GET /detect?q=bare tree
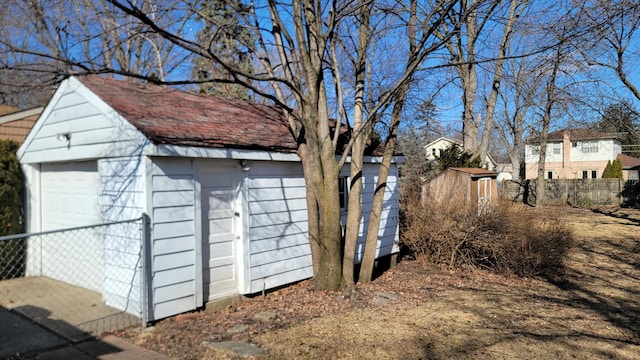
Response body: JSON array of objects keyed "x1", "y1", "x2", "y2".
[
  {"x1": 477, "y1": 0, "x2": 529, "y2": 164},
  {"x1": 535, "y1": 41, "x2": 563, "y2": 208},
  {"x1": 578, "y1": 0, "x2": 640, "y2": 102},
  {"x1": 433, "y1": 0, "x2": 506, "y2": 153},
  {"x1": 104, "y1": 0, "x2": 470, "y2": 289},
  {"x1": 0, "y1": 0, "x2": 189, "y2": 91},
  {"x1": 0, "y1": 0, "x2": 511, "y2": 289},
  {"x1": 494, "y1": 51, "x2": 540, "y2": 180}
]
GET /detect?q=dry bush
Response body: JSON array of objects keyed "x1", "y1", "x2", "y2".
[
  {"x1": 473, "y1": 203, "x2": 575, "y2": 277},
  {"x1": 400, "y1": 197, "x2": 575, "y2": 278},
  {"x1": 400, "y1": 197, "x2": 478, "y2": 267}
]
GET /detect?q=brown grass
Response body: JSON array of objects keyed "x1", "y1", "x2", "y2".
[
  {"x1": 122, "y1": 206, "x2": 640, "y2": 359},
  {"x1": 402, "y1": 200, "x2": 575, "y2": 278}
]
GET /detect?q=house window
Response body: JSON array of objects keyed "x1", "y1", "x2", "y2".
[
  {"x1": 582, "y1": 171, "x2": 588, "y2": 179},
  {"x1": 629, "y1": 170, "x2": 639, "y2": 181},
  {"x1": 339, "y1": 177, "x2": 348, "y2": 211},
  {"x1": 431, "y1": 148, "x2": 436, "y2": 157},
  {"x1": 553, "y1": 143, "x2": 561, "y2": 155},
  {"x1": 530, "y1": 146, "x2": 540, "y2": 155},
  {"x1": 547, "y1": 171, "x2": 554, "y2": 179},
  {"x1": 592, "y1": 170, "x2": 597, "y2": 179},
  {"x1": 582, "y1": 170, "x2": 597, "y2": 179},
  {"x1": 581, "y1": 140, "x2": 598, "y2": 153}
]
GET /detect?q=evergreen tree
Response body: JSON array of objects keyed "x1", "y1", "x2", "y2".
[
  {"x1": 597, "y1": 101, "x2": 640, "y2": 156},
  {"x1": 436, "y1": 143, "x2": 482, "y2": 171},
  {"x1": 192, "y1": 0, "x2": 255, "y2": 100},
  {"x1": 612, "y1": 158, "x2": 624, "y2": 179},
  {"x1": 398, "y1": 125, "x2": 428, "y2": 196},
  {"x1": 602, "y1": 160, "x2": 613, "y2": 178},
  {"x1": 0, "y1": 140, "x2": 24, "y2": 279},
  {"x1": 0, "y1": 140, "x2": 22, "y2": 236}
]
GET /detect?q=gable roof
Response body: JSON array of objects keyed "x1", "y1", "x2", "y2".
[
  {"x1": 423, "y1": 136, "x2": 497, "y2": 167},
  {"x1": 449, "y1": 167, "x2": 497, "y2": 178},
  {"x1": 76, "y1": 75, "x2": 298, "y2": 153},
  {"x1": 534, "y1": 128, "x2": 618, "y2": 143},
  {"x1": 424, "y1": 137, "x2": 459, "y2": 148},
  {"x1": 617, "y1": 153, "x2": 640, "y2": 170}
]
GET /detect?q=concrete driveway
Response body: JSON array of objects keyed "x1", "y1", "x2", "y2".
[
  {"x1": 0, "y1": 277, "x2": 165, "y2": 359},
  {"x1": 0, "y1": 307, "x2": 67, "y2": 358}
]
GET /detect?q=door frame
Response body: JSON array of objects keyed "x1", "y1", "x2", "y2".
[{"x1": 194, "y1": 159, "x2": 245, "y2": 305}]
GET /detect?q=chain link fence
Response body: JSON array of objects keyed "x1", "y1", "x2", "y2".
[{"x1": 0, "y1": 215, "x2": 149, "y2": 339}]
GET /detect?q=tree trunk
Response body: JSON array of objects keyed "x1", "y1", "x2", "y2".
[
  {"x1": 342, "y1": 0, "x2": 370, "y2": 286},
  {"x1": 536, "y1": 32, "x2": 563, "y2": 208},
  {"x1": 360, "y1": 0, "x2": 418, "y2": 282},
  {"x1": 311, "y1": 87, "x2": 344, "y2": 290},
  {"x1": 298, "y1": 144, "x2": 321, "y2": 276},
  {"x1": 462, "y1": 2, "x2": 478, "y2": 153},
  {"x1": 535, "y1": 132, "x2": 549, "y2": 208},
  {"x1": 359, "y1": 125, "x2": 399, "y2": 282},
  {"x1": 478, "y1": 0, "x2": 524, "y2": 163}
]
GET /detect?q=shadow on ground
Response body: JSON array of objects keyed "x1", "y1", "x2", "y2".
[{"x1": 0, "y1": 305, "x2": 121, "y2": 359}]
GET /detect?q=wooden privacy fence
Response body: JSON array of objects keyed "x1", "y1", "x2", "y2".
[{"x1": 500, "y1": 179, "x2": 640, "y2": 207}]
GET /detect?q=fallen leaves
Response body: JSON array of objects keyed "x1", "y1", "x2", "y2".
[{"x1": 116, "y1": 206, "x2": 640, "y2": 360}]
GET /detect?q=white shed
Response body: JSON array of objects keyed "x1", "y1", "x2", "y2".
[{"x1": 18, "y1": 75, "x2": 401, "y2": 321}]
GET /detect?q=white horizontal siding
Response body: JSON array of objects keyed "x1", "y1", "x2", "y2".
[
  {"x1": 250, "y1": 233, "x2": 309, "y2": 253},
  {"x1": 149, "y1": 158, "x2": 198, "y2": 320},
  {"x1": 246, "y1": 161, "x2": 400, "y2": 293},
  {"x1": 352, "y1": 163, "x2": 400, "y2": 263},
  {"x1": 19, "y1": 77, "x2": 149, "y2": 164},
  {"x1": 100, "y1": 157, "x2": 147, "y2": 316},
  {"x1": 247, "y1": 161, "x2": 312, "y2": 293}
]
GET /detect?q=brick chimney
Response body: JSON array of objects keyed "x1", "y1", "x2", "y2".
[{"x1": 563, "y1": 130, "x2": 570, "y2": 168}]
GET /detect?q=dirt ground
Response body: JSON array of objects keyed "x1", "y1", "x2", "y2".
[{"x1": 121, "y1": 206, "x2": 640, "y2": 359}]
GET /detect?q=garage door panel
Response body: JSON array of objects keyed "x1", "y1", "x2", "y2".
[
  {"x1": 39, "y1": 161, "x2": 103, "y2": 292},
  {"x1": 41, "y1": 161, "x2": 100, "y2": 230}
]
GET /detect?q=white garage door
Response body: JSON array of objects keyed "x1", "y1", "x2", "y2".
[
  {"x1": 41, "y1": 161, "x2": 101, "y2": 230},
  {"x1": 39, "y1": 161, "x2": 103, "y2": 292}
]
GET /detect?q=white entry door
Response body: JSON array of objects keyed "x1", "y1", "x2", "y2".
[
  {"x1": 199, "y1": 162, "x2": 239, "y2": 301},
  {"x1": 477, "y1": 177, "x2": 492, "y2": 215}
]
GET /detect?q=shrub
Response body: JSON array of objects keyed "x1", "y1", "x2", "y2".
[
  {"x1": 574, "y1": 197, "x2": 594, "y2": 208},
  {"x1": 0, "y1": 139, "x2": 24, "y2": 279},
  {"x1": 474, "y1": 204, "x2": 575, "y2": 277},
  {"x1": 602, "y1": 160, "x2": 613, "y2": 178},
  {"x1": 603, "y1": 159, "x2": 623, "y2": 179},
  {"x1": 400, "y1": 198, "x2": 575, "y2": 278},
  {"x1": 612, "y1": 158, "x2": 623, "y2": 179}
]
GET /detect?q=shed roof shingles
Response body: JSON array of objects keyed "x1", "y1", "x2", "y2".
[
  {"x1": 450, "y1": 167, "x2": 497, "y2": 177},
  {"x1": 617, "y1": 153, "x2": 640, "y2": 169},
  {"x1": 77, "y1": 76, "x2": 297, "y2": 152}
]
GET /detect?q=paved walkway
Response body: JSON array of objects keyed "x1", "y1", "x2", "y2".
[
  {"x1": 0, "y1": 277, "x2": 166, "y2": 359},
  {"x1": 0, "y1": 277, "x2": 139, "y2": 342},
  {"x1": 32, "y1": 335, "x2": 169, "y2": 360},
  {"x1": 0, "y1": 307, "x2": 168, "y2": 359}
]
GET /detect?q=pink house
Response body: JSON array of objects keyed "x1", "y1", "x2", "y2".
[{"x1": 524, "y1": 128, "x2": 621, "y2": 180}]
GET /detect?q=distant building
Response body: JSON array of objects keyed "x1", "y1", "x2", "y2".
[
  {"x1": 424, "y1": 137, "x2": 497, "y2": 170},
  {"x1": 525, "y1": 128, "x2": 621, "y2": 180},
  {"x1": 0, "y1": 105, "x2": 43, "y2": 144},
  {"x1": 618, "y1": 153, "x2": 640, "y2": 181}
]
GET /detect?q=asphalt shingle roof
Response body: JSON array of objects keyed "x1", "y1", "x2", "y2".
[
  {"x1": 617, "y1": 153, "x2": 640, "y2": 169},
  {"x1": 449, "y1": 167, "x2": 497, "y2": 177},
  {"x1": 76, "y1": 75, "x2": 298, "y2": 153},
  {"x1": 546, "y1": 128, "x2": 617, "y2": 141}
]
